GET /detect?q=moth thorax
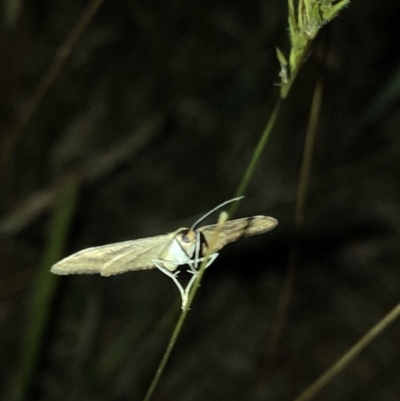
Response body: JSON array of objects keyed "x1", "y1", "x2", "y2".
[{"x1": 158, "y1": 229, "x2": 194, "y2": 271}]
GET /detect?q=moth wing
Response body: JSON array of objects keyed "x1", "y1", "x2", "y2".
[
  {"x1": 199, "y1": 215, "x2": 278, "y2": 252},
  {"x1": 50, "y1": 233, "x2": 174, "y2": 277},
  {"x1": 101, "y1": 234, "x2": 175, "y2": 276}
]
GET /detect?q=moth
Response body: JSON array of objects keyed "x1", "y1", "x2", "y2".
[{"x1": 51, "y1": 197, "x2": 278, "y2": 308}]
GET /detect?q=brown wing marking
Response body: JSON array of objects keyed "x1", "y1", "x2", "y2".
[{"x1": 199, "y1": 215, "x2": 278, "y2": 252}]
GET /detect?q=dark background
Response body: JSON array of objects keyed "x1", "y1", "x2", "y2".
[{"x1": 1, "y1": 0, "x2": 400, "y2": 400}]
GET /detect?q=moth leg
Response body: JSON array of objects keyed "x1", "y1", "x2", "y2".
[
  {"x1": 153, "y1": 261, "x2": 186, "y2": 308},
  {"x1": 153, "y1": 251, "x2": 219, "y2": 309},
  {"x1": 194, "y1": 230, "x2": 201, "y2": 269},
  {"x1": 182, "y1": 253, "x2": 219, "y2": 308},
  {"x1": 186, "y1": 252, "x2": 219, "y2": 274},
  {"x1": 181, "y1": 272, "x2": 198, "y2": 309},
  {"x1": 204, "y1": 252, "x2": 219, "y2": 268},
  {"x1": 187, "y1": 231, "x2": 202, "y2": 273}
]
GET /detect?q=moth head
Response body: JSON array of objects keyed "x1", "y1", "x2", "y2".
[
  {"x1": 172, "y1": 197, "x2": 244, "y2": 260},
  {"x1": 174, "y1": 228, "x2": 210, "y2": 260},
  {"x1": 175, "y1": 228, "x2": 198, "y2": 256},
  {"x1": 178, "y1": 229, "x2": 196, "y2": 243}
]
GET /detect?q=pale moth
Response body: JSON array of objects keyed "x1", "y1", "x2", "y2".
[{"x1": 51, "y1": 197, "x2": 278, "y2": 308}]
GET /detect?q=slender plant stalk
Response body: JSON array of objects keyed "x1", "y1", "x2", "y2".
[
  {"x1": 230, "y1": 0, "x2": 349, "y2": 214},
  {"x1": 294, "y1": 301, "x2": 400, "y2": 401},
  {"x1": 1, "y1": 0, "x2": 104, "y2": 169},
  {"x1": 266, "y1": 77, "x2": 324, "y2": 359},
  {"x1": 9, "y1": 178, "x2": 79, "y2": 401},
  {"x1": 143, "y1": 212, "x2": 228, "y2": 401},
  {"x1": 294, "y1": 80, "x2": 324, "y2": 226},
  {"x1": 142, "y1": 1, "x2": 349, "y2": 398},
  {"x1": 5, "y1": 3, "x2": 103, "y2": 398}
]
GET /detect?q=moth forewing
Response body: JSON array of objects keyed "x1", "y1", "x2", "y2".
[
  {"x1": 50, "y1": 231, "x2": 184, "y2": 276},
  {"x1": 100, "y1": 234, "x2": 175, "y2": 276},
  {"x1": 199, "y1": 215, "x2": 278, "y2": 252},
  {"x1": 50, "y1": 240, "x2": 140, "y2": 276}
]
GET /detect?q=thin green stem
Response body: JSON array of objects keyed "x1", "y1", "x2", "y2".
[
  {"x1": 9, "y1": 178, "x2": 79, "y2": 401},
  {"x1": 266, "y1": 71, "x2": 324, "y2": 362},
  {"x1": 143, "y1": 3, "x2": 349, "y2": 398},
  {"x1": 143, "y1": 212, "x2": 227, "y2": 401},
  {"x1": 142, "y1": 306, "x2": 189, "y2": 401},
  {"x1": 295, "y1": 78, "x2": 324, "y2": 224}
]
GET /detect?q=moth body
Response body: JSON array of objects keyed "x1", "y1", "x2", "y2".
[
  {"x1": 51, "y1": 216, "x2": 278, "y2": 276},
  {"x1": 50, "y1": 196, "x2": 278, "y2": 308},
  {"x1": 156, "y1": 228, "x2": 197, "y2": 271}
]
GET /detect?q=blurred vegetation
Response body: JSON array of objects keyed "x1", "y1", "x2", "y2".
[{"x1": 1, "y1": 0, "x2": 400, "y2": 400}]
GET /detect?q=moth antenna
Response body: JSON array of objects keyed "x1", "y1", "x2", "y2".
[{"x1": 190, "y1": 196, "x2": 244, "y2": 231}]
